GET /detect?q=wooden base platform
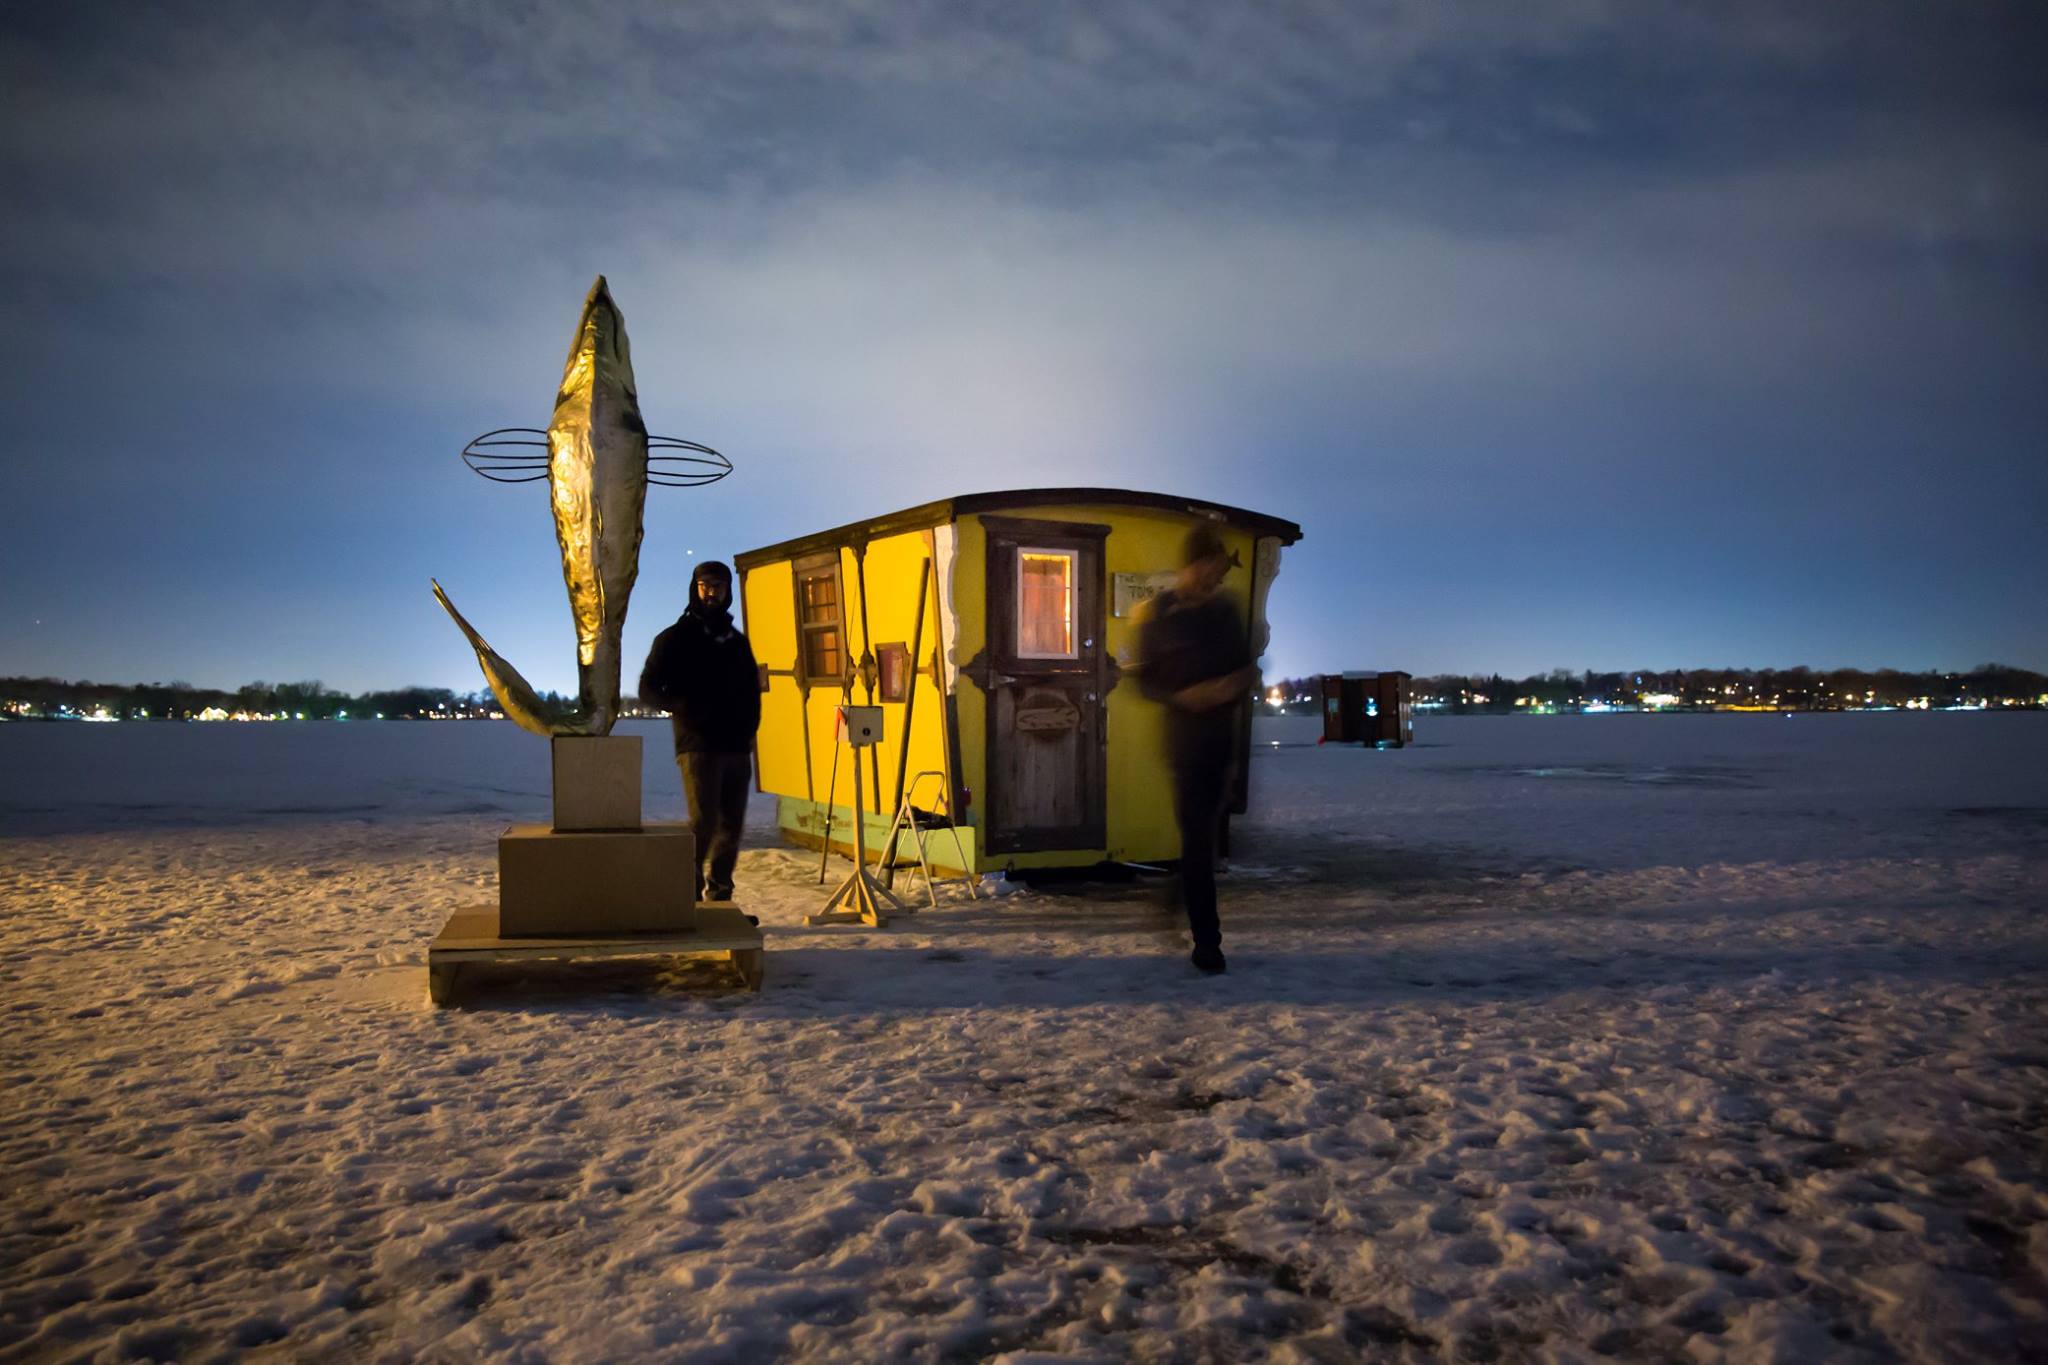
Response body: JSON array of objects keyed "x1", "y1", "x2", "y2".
[{"x1": 427, "y1": 904, "x2": 764, "y2": 1005}]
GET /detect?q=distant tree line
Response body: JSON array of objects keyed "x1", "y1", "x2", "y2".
[
  {"x1": 8, "y1": 663, "x2": 2046, "y2": 722},
  {"x1": 1267, "y1": 664, "x2": 2048, "y2": 714},
  {"x1": 0, "y1": 677, "x2": 668, "y2": 722}
]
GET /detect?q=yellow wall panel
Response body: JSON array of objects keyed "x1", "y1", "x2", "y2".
[
  {"x1": 740, "y1": 557, "x2": 796, "y2": 671},
  {"x1": 738, "y1": 559, "x2": 807, "y2": 798},
  {"x1": 947, "y1": 515, "x2": 988, "y2": 830}
]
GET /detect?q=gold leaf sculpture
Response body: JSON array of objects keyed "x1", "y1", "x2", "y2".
[{"x1": 434, "y1": 276, "x2": 731, "y2": 736}]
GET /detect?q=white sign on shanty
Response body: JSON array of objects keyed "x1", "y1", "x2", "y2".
[{"x1": 1112, "y1": 571, "x2": 1177, "y2": 618}]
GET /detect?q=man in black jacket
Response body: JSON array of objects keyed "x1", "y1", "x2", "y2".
[
  {"x1": 638, "y1": 560, "x2": 762, "y2": 903},
  {"x1": 1134, "y1": 526, "x2": 1258, "y2": 975}
]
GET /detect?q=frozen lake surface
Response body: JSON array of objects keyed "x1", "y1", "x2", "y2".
[{"x1": 3, "y1": 714, "x2": 2045, "y2": 1361}]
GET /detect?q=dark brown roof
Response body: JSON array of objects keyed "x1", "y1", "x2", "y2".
[{"x1": 734, "y1": 487, "x2": 1303, "y2": 569}]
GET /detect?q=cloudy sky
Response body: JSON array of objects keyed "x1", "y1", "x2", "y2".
[{"x1": 3, "y1": 2, "x2": 2042, "y2": 692}]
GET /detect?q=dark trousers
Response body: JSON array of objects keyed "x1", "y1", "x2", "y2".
[
  {"x1": 1173, "y1": 759, "x2": 1231, "y2": 952},
  {"x1": 678, "y1": 752, "x2": 751, "y2": 901}
]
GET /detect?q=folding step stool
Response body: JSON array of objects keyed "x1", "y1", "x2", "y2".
[{"x1": 880, "y1": 771, "x2": 981, "y2": 907}]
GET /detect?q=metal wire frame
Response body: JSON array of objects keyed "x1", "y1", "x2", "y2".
[
  {"x1": 459, "y1": 428, "x2": 734, "y2": 486},
  {"x1": 648, "y1": 435, "x2": 734, "y2": 487},
  {"x1": 460, "y1": 428, "x2": 549, "y2": 482}
]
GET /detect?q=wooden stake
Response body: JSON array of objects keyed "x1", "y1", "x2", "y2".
[
  {"x1": 852, "y1": 544, "x2": 882, "y2": 815},
  {"x1": 922, "y1": 538, "x2": 967, "y2": 868},
  {"x1": 883, "y1": 555, "x2": 931, "y2": 889},
  {"x1": 816, "y1": 724, "x2": 841, "y2": 885},
  {"x1": 807, "y1": 741, "x2": 904, "y2": 926}
]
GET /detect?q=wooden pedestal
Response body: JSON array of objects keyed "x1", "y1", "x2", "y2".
[
  {"x1": 423, "y1": 737, "x2": 767, "y2": 1003},
  {"x1": 498, "y1": 822, "x2": 695, "y2": 936},
  {"x1": 428, "y1": 904, "x2": 765, "y2": 1004},
  {"x1": 551, "y1": 734, "x2": 643, "y2": 831}
]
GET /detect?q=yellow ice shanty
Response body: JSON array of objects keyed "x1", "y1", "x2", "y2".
[{"x1": 735, "y1": 489, "x2": 1302, "y2": 875}]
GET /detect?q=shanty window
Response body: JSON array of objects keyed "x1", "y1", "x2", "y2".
[
  {"x1": 795, "y1": 554, "x2": 846, "y2": 683},
  {"x1": 1017, "y1": 549, "x2": 1077, "y2": 659}
]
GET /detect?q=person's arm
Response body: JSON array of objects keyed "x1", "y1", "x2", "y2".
[
  {"x1": 638, "y1": 626, "x2": 689, "y2": 713},
  {"x1": 1165, "y1": 598, "x2": 1256, "y2": 713},
  {"x1": 1131, "y1": 598, "x2": 1175, "y2": 704},
  {"x1": 738, "y1": 635, "x2": 762, "y2": 736},
  {"x1": 1170, "y1": 665, "x2": 1259, "y2": 714}
]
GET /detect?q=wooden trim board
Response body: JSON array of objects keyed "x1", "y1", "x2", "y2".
[
  {"x1": 428, "y1": 905, "x2": 765, "y2": 1001},
  {"x1": 734, "y1": 488, "x2": 1301, "y2": 569},
  {"x1": 430, "y1": 905, "x2": 762, "y2": 957}
]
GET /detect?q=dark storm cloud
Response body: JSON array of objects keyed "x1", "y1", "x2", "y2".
[{"x1": 1, "y1": 2, "x2": 2042, "y2": 687}]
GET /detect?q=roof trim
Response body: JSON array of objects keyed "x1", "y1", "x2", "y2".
[{"x1": 734, "y1": 487, "x2": 1303, "y2": 569}]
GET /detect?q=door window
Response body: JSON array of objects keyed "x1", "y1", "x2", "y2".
[{"x1": 1016, "y1": 549, "x2": 1077, "y2": 659}]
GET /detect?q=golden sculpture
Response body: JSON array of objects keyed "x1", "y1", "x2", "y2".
[{"x1": 434, "y1": 276, "x2": 730, "y2": 736}]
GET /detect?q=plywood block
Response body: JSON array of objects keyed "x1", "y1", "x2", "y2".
[
  {"x1": 552, "y1": 734, "x2": 643, "y2": 831},
  {"x1": 498, "y1": 822, "x2": 694, "y2": 936}
]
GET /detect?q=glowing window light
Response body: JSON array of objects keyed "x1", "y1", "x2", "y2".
[{"x1": 1016, "y1": 549, "x2": 1077, "y2": 658}]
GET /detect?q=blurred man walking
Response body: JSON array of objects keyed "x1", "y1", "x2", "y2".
[{"x1": 1134, "y1": 526, "x2": 1258, "y2": 974}]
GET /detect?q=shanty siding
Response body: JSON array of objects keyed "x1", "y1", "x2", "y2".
[
  {"x1": 851, "y1": 526, "x2": 953, "y2": 828},
  {"x1": 743, "y1": 524, "x2": 964, "y2": 872},
  {"x1": 742, "y1": 556, "x2": 806, "y2": 799}
]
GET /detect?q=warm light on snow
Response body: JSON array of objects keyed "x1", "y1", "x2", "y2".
[{"x1": 2, "y1": 713, "x2": 2044, "y2": 1358}]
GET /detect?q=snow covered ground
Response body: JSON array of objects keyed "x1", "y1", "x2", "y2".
[{"x1": 3, "y1": 713, "x2": 2045, "y2": 1362}]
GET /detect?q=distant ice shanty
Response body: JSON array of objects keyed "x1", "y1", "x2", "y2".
[
  {"x1": 1319, "y1": 672, "x2": 1415, "y2": 748},
  {"x1": 736, "y1": 489, "x2": 1304, "y2": 875}
]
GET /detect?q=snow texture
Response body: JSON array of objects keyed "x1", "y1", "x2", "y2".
[{"x1": 2, "y1": 714, "x2": 2045, "y2": 1362}]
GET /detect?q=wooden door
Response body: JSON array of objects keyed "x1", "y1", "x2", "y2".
[{"x1": 982, "y1": 516, "x2": 1108, "y2": 854}]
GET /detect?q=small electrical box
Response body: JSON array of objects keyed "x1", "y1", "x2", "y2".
[{"x1": 837, "y1": 705, "x2": 884, "y2": 747}]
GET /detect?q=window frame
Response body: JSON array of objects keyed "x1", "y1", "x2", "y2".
[
  {"x1": 792, "y1": 551, "x2": 849, "y2": 686},
  {"x1": 1013, "y1": 546, "x2": 1080, "y2": 661}
]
